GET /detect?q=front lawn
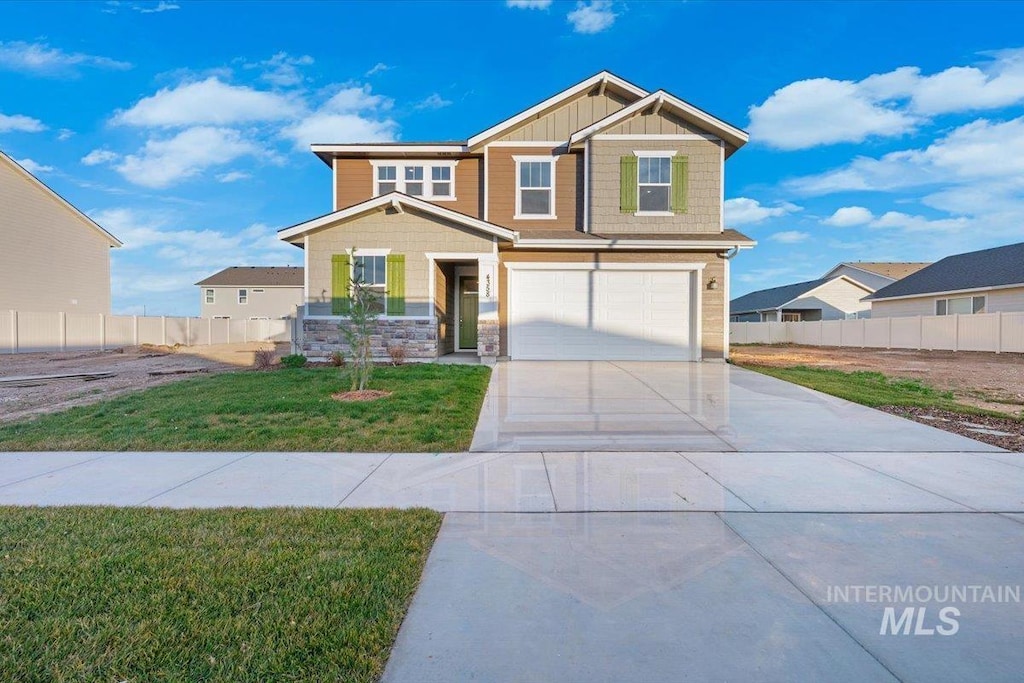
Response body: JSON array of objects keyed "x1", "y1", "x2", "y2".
[
  {"x1": 0, "y1": 364, "x2": 491, "y2": 452},
  {"x1": 0, "y1": 506, "x2": 441, "y2": 683}
]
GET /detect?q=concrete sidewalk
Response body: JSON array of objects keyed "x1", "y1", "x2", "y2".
[{"x1": 0, "y1": 449, "x2": 1020, "y2": 512}]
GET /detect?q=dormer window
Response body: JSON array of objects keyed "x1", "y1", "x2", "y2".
[{"x1": 371, "y1": 161, "x2": 457, "y2": 200}]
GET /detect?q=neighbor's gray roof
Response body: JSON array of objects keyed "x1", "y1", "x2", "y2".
[
  {"x1": 839, "y1": 262, "x2": 931, "y2": 280},
  {"x1": 867, "y1": 242, "x2": 1024, "y2": 300},
  {"x1": 730, "y1": 277, "x2": 835, "y2": 314},
  {"x1": 195, "y1": 266, "x2": 303, "y2": 287}
]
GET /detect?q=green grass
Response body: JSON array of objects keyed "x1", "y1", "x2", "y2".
[
  {"x1": 0, "y1": 365, "x2": 491, "y2": 452},
  {"x1": 0, "y1": 506, "x2": 441, "y2": 683}
]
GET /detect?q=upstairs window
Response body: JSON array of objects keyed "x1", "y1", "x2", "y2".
[
  {"x1": 514, "y1": 156, "x2": 555, "y2": 219},
  {"x1": 238, "y1": 289, "x2": 248, "y2": 305},
  {"x1": 205, "y1": 289, "x2": 215, "y2": 304},
  {"x1": 936, "y1": 295, "x2": 985, "y2": 315},
  {"x1": 638, "y1": 156, "x2": 672, "y2": 212},
  {"x1": 372, "y1": 161, "x2": 456, "y2": 199}
]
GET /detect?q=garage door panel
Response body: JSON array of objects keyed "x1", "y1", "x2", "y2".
[{"x1": 510, "y1": 268, "x2": 693, "y2": 361}]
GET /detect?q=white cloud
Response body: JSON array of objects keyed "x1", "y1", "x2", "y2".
[
  {"x1": 507, "y1": 0, "x2": 553, "y2": 8},
  {"x1": 115, "y1": 126, "x2": 261, "y2": 188},
  {"x1": 0, "y1": 40, "x2": 130, "y2": 76},
  {"x1": 567, "y1": 1, "x2": 616, "y2": 34},
  {"x1": 57, "y1": 128, "x2": 74, "y2": 141},
  {"x1": 82, "y1": 149, "x2": 120, "y2": 166},
  {"x1": 749, "y1": 49, "x2": 1024, "y2": 149},
  {"x1": 245, "y1": 52, "x2": 314, "y2": 87},
  {"x1": 724, "y1": 197, "x2": 802, "y2": 226},
  {"x1": 216, "y1": 170, "x2": 251, "y2": 183},
  {"x1": 869, "y1": 211, "x2": 971, "y2": 234},
  {"x1": 282, "y1": 85, "x2": 397, "y2": 149},
  {"x1": 112, "y1": 77, "x2": 302, "y2": 127},
  {"x1": 16, "y1": 158, "x2": 53, "y2": 174},
  {"x1": 134, "y1": 1, "x2": 179, "y2": 12},
  {"x1": 415, "y1": 93, "x2": 452, "y2": 110},
  {"x1": 0, "y1": 112, "x2": 45, "y2": 133},
  {"x1": 823, "y1": 206, "x2": 874, "y2": 227},
  {"x1": 749, "y1": 78, "x2": 918, "y2": 150},
  {"x1": 770, "y1": 230, "x2": 810, "y2": 244},
  {"x1": 365, "y1": 62, "x2": 391, "y2": 76}
]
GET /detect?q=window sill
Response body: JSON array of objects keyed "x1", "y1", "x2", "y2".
[
  {"x1": 513, "y1": 214, "x2": 558, "y2": 220},
  {"x1": 634, "y1": 211, "x2": 675, "y2": 217}
]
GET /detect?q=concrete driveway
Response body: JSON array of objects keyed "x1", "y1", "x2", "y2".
[{"x1": 470, "y1": 360, "x2": 997, "y2": 452}]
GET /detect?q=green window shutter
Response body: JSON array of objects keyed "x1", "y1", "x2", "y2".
[
  {"x1": 386, "y1": 254, "x2": 406, "y2": 316},
  {"x1": 671, "y1": 156, "x2": 689, "y2": 214},
  {"x1": 331, "y1": 254, "x2": 351, "y2": 315},
  {"x1": 619, "y1": 156, "x2": 638, "y2": 213}
]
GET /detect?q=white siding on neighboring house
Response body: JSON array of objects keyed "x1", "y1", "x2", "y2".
[
  {"x1": 786, "y1": 277, "x2": 873, "y2": 319},
  {"x1": 825, "y1": 265, "x2": 894, "y2": 291},
  {"x1": 871, "y1": 286, "x2": 1024, "y2": 318},
  {"x1": 199, "y1": 286, "x2": 303, "y2": 319},
  {"x1": 0, "y1": 154, "x2": 120, "y2": 313}
]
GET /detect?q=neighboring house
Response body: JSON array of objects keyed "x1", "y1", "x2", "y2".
[
  {"x1": 195, "y1": 266, "x2": 304, "y2": 319},
  {"x1": 866, "y1": 242, "x2": 1024, "y2": 317},
  {"x1": 0, "y1": 150, "x2": 121, "y2": 313},
  {"x1": 730, "y1": 261, "x2": 930, "y2": 322},
  {"x1": 729, "y1": 276, "x2": 875, "y2": 322},
  {"x1": 279, "y1": 71, "x2": 754, "y2": 362},
  {"x1": 820, "y1": 261, "x2": 931, "y2": 292}
]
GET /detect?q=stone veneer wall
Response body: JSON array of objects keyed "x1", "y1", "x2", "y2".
[
  {"x1": 478, "y1": 319, "x2": 499, "y2": 358},
  {"x1": 301, "y1": 318, "x2": 437, "y2": 360}
]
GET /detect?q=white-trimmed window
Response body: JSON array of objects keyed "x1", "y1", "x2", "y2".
[
  {"x1": 514, "y1": 155, "x2": 556, "y2": 219},
  {"x1": 353, "y1": 254, "x2": 387, "y2": 313},
  {"x1": 936, "y1": 295, "x2": 985, "y2": 315},
  {"x1": 637, "y1": 153, "x2": 673, "y2": 213},
  {"x1": 238, "y1": 289, "x2": 248, "y2": 305},
  {"x1": 204, "y1": 288, "x2": 215, "y2": 304},
  {"x1": 372, "y1": 161, "x2": 457, "y2": 199}
]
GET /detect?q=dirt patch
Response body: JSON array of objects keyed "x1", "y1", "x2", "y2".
[
  {"x1": 0, "y1": 342, "x2": 288, "y2": 424},
  {"x1": 878, "y1": 406, "x2": 1024, "y2": 453},
  {"x1": 732, "y1": 345, "x2": 1024, "y2": 417},
  {"x1": 331, "y1": 390, "x2": 392, "y2": 402}
]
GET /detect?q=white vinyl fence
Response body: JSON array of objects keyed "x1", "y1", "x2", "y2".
[
  {"x1": 730, "y1": 312, "x2": 1024, "y2": 353},
  {"x1": 1, "y1": 310, "x2": 293, "y2": 354}
]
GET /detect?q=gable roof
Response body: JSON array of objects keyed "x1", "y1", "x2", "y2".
[
  {"x1": 277, "y1": 192, "x2": 518, "y2": 242},
  {"x1": 824, "y1": 261, "x2": 931, "y2": 281},
  {"x1": 0, "y1": 151, "x2": 122, "y2": 248},
  {"x1": 195, "y1": 266, "x2": 303, "y2": 287},
  {"x1": 567, "y1": 90, "x2": 749, "y2": 152},
  {"x1": 466, "y1": 71, "x2": 649, "y2": 149},
  {"x1": 867, "y1": 242, "x2": 1024, "y2": 301},
  {"x1": 730, "y1": 275, "x2": 872, "y2": 314}
]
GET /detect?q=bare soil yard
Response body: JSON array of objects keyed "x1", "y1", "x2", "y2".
[
  {"x1": 732, "y1": 344, "x2": 1024, "y2": 417},
  {"x1": 0, "y1": 343, "x2": 285, "y2": 424}
]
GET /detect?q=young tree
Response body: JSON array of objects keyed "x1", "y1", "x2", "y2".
[{"x1": 339, "y1": 252, "x2": 382, "y2": 391}]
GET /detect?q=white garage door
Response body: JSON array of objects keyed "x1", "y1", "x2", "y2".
[{"x1": 509, "y1": 267, "x2": 694, "y2": 360}]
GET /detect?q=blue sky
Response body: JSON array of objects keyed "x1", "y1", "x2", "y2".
[{"x1": 1, "y1": 0, "x2": 1022, "y2": 314}]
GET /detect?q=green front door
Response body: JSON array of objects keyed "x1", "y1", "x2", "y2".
[{"x1": 459, "y1": 276, "x2": 479, "y2": 349}]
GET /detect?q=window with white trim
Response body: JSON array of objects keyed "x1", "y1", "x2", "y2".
[
  {"x1": 205, "y1": 288, "x2": 215, "y2": 304},
  {"x1": 238, "y1": 289, "x2": 248, "y2": 305},
  {"x1": 353, "y1": 255, "x2": 387, "y2": 313},
  {"x1": 372, "y1": 161, "x2": 456, "y2": 199},
  {"x1": 638, "y1": 156, "x2": 672, "y2": 212},
  {"x1": 514, "y1": 156, "x2": 555, "y2": 219},
  {"x1": 935, "y1": 295, "x2": 985, "y2": 315}
]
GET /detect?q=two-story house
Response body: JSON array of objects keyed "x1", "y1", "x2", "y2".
[
  {"x1": 195, "y1": 266, "x2": 304, "y2": 319},
  {"x1": 279, "y1": 72, "x2": 754, "y2": 362}
]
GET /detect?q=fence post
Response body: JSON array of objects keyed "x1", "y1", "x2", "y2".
[
  {"x1": 162, "y1": 316, "x2": 167, "y2": 346},
  {"x1": 186, "y1": 317, "x2": 191, "y2": 347},
  {"x1": 133, "y1": 316, "x2": 139, "y2": 346},
  {"x1": 919, "y1": 315, "x2": 924, "y2": 350},
  {"x1": 208, "y1": 317, "x2": 213, "y2": 345},
  {"x1": 996, "y1": 311, "x2": 1002, "y2": 354},
  {"x1": 953, "y1": 313, "x2": 959, "y2": 352},
  {"x1": 838, "y1": 320, "x2": 844, "y2": 348},
  {"x1": 59, "y1": 312, "x2": 66, "y2": 351},
  {"x1": 99, "y1": 313, "x2": 106, "y2": 351},
  {"x1": 10, "y1": 310, "x2": 17, "y2": 354}
]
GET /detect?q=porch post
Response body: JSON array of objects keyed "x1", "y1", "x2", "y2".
[{"x1": 476, "y1": 255, "x2": 499, "y2": 365}]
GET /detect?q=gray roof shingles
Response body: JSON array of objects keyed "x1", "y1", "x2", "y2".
[
  {"x1": 867, "y1": 242, "x2": 1024, "y2": 300},
  {"x1": 195, "y1": 266, "x2": 303, "y2": 287}
]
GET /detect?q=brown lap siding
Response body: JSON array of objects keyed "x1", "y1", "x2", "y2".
[{"x1": 497, "y1": 250, "x2": 726, "y2": 359}]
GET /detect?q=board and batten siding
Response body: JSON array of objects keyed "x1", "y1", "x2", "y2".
[
  {"x1": 589, "y1": 138, "x2": 722, "y2": 234},
  {"x1": 0, "y1": 157, "x2": 114, "y2": 313},
  {"x1": 199, "y1": 286, "x2": 304, "y2": 319},
  {"x1": 304, "y1": 208, "x2": 493, "y2": 316},
  {"x1": 486, "y1": 145, "x2": 581, "y2": 231},
  {"x1": 871, "y1": 286, "x2": 1024, "y2": 318},
  {"x1": 497, "y1": 249, "x2": 726, "y2": 359},
  {"x1": 491, "y1": 89, "x2": 631, "y2": 143},
  {"x1": 334, "y1": 157, "x2": 482, "y2": 217}
]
